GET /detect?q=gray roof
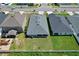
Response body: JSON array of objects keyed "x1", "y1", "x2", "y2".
[
  {"x1": 67, "y1": 15, "x2": 79, "y2": 34},
  {"x1": 58, "y1": 3, "x2": 75, "y2": 7},
  {"x1": 0, "y1": 12, "x2": 7, "y2": 25},
  {"x1": 59, "y1": 3, "x2": 73, "y2": 5},
  {"x1": 27, "y1": 14, "x2": 49, "y2": 35},
  {"x1": 48, "y1": 14, "x2": 73, "y2": 34},
  {"x1": 0, "y1": 12, "x2": 25, "y2": 27}
]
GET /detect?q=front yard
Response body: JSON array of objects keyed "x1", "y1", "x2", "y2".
[{"x1": 53, "y1": 11, "x2": 69, "y2": 16}]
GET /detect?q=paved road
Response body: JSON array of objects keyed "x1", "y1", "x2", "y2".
[
  {"x1": 36, "y1": 6, "x2": 79, "y2": 11},
  {"x1": 0, "y1": 5, "x2": 79, "y2": 12}
]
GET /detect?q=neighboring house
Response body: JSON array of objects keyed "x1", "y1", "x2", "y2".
[
  {"x1": 13, "y1": 3, "x2": 34, "y2": 6},
  {"x1": 26, "y1": 14, "x2": 49, "y2": 38},
  {"x1": 48, "y1": 14, "x2": 73, "y2": 35},
  {"x1": 67, "y1": 15, "x2": 79, "y2": 43},
  {"x1": 11, "y1": 3, "x2": 34, "y2": 8},
  {"x1": 0, "y1": 12, "x2": 26, "y2": 38},
  {"x1": 58, "y1": 3, "x2": 78, "y2": 7}
]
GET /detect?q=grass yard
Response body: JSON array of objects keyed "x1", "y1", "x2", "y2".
[
  {"x1": 10, "y1": 35, "x2": 79, "y2": 50},
  {"x1": 10, "y1": 35, "x2": 53, "y2": 50},
  {"x1": 48, "y1": 4, "x2": 59, "y2": 8},
  {"x1": 9, "y1": 35, "x2": 79, "y2": 56},
  {"x1": 57, "y1": 11, "x2": 69, "y2": 16},
  {"x1": 53, "y1": 11, "x2": 69, "y2": 16},
  {"x1": 51, "y1": 36, "x2": 79, "y2": 50}
]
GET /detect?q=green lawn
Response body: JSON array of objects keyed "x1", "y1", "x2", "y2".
[
  {"x1": 7, "y1": 35, "x2": 79, "y2": 56},
  {"x1": 10, "y1": 35, "x2": 53, "y2": 50},
  {"x1": 48, "y1": 4, "x2": 59, "y2": 8},
  {"x1": 10, "y1": 35, "x2": 79, "y2": 50},
  {"x1": 53, "y1": 11, "x2": 69, "y2": 16},
  {"x1": 51, "y1": 36, "x2": 79, "y2": 50}
]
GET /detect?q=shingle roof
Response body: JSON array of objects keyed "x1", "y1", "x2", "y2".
[
  {"x1": 67, "y1": 15, "x2": 79, "y2": 34},
  {"x1": 0, "y1": 12, "x2": 7, "y2": 25},
  {"x1": 27, "y1": 14, "x2": 49, "y2": 35},
  {"x1": 48, "y1": 14, "x2": 73, "y2": 34},
  {"x1": 0, "y1": 12, "x2": 25, "y2": 27}
]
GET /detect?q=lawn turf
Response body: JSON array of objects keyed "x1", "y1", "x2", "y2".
[
  {"x1": 51, "y1": 36, "x2": 79, "y2": 50},
  {"x1": 10, "y1": 35, "x2": 53, "y2": 50}
]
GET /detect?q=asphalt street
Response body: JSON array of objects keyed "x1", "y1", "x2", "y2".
[{"x1": 0, "y1": 5, "x2": 79, "y2": 12}]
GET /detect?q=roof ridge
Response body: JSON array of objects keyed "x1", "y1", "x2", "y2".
[
  {"x1": 1, "y1": 15, "x2": 21, "y2": 27},
  {"x1": 14, "y1": 15, "x2": 22, "y2": 26}
]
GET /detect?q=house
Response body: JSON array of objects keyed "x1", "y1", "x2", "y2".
[
  {"x1": 11, "y1": 3, "x2": 34, "y2": 8},
  {"x1": 48, "y1": 14, "x2": 73, "y2": 35},
  {"x1": 13, "y1": 3, "x2": 34, "y2": 6},
  {"x1": 26, "y1": 14, "x2": 49, "y2": 38},
  {"x1": 67, "y1": 15, "x2": 79, "y2": 44},
  {"x1": 0, "y1": 12, "x2": 26, "y2": 38},
  {"x1": 58, "y1": 3, "x2": 77, "y2": 7}
]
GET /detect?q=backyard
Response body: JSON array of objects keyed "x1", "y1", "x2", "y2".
[
  {"x1": 10, "y1": 34, "x2": 53, "y2": 50},
  {"x1": 10, "y1": 34, "x2": 79, "y2": 50},
  {"x1": 6, "y1": 35, "x2": 79, "y2": 56},
  {"x1": 51, "y1": 36, "x2": 79, "y2": 50}
]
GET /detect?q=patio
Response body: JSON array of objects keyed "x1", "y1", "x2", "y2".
[{"x1": 0, "y1": 38, "x2": 13, "y2": 50}]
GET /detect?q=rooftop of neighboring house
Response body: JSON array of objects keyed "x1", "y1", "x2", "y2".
[
  {"x1": 67, "y1": 15, "x2": 79, "y2": 34},
  {"x1": 59, "y1": 3, "x2": 73, "y2": 5},
  {"x1": 12, "y1": 3, "x2": 34, "y2": 6},
  {"x1": 27, "y1": 14, "x2": 49, "y2": 35},
  {"x1": 48, "y1": 14, "x2": 73, "y2": 34},
  {"x1": 0, "y1": 12, "x2": 25, "y2": 27}
]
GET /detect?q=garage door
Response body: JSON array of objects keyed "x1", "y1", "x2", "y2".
[{"x1": 0, "y1": 28, "x2": 2, "y2": 36}]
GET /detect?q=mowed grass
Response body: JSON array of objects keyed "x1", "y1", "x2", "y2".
[
  {"x1": 51, "y1": 36, "x2": 79, "y2": 50},
  {"x1": 10, "y1": 35, "x2": 79, "y2": 50},
  {"x1": 53, "y1": 11, "x2": 69, "y2": 16},
  {"x1": 10, "y1": 35, "x2": 53, "y2": 50},
  {"x1": 9, "y1": 35, "x2": 79, "y2": 56},
  {"x1": 24, "y1": 37, "x2": 53, "y2": 50}
]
